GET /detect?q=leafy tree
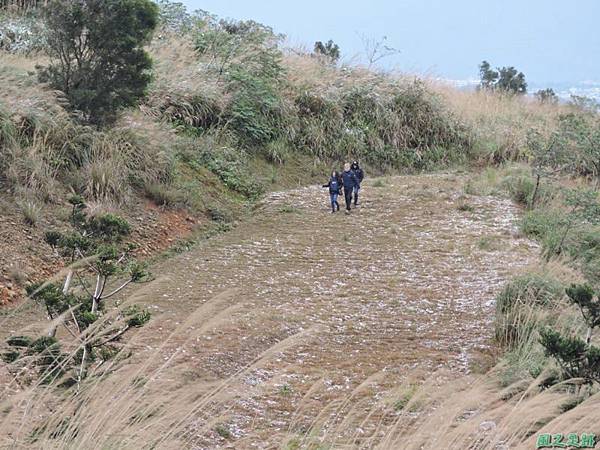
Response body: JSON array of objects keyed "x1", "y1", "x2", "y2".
[
  {"x1": 478, "y1": 60, "x2": 527, "y2": 94},
  {"x1": 540, "y1": 284, "x2": 600, "y2": 385},
  {"x1": 194, "y1": 14, "x2": 282, "y2": 79},
  {"x1": 314, "y1": 39, "x2": 340, "y2": 63},
  {"x1": 496, "y1": 66, "x2": 527, "y2": 94},
  {"x1": 554, "y1": 113, "x2": 600, "y2": 185},
  {"x1": 1, "y1": 195, "x2": 151, "y2": 386},
  {"x1": 478, "y1": 60, "x2": 498, "y2": 89},
  {"x1": 155, "y1": 0, "x2": 196, "y2": 33},
  {"x1": 37, "y1": 0, "x2": 159, "y2": 126},
  {"x1": 552, "y1": 189, "x2": 600, "y2": 257},
  {"x1": 535, "y1": 88, "x2": 558, "y2": 104},
  {"x1": 566, "y1": 284, "x2": 600, "y2": 344},
  {"x1": 526, "y1": 126, "x2": 572, "y2": 209},
  {"x1": 193, "y1": 15, "x2": 286, "y2": 147}
]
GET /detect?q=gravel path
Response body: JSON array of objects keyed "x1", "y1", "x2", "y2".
[{"x1": 124, "y1": 173, "x2": 538, "y2": 448}]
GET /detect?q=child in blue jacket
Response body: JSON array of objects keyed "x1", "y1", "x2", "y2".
[{"x1": 322, "y1": 170, "x2": 342, "y2": 213}]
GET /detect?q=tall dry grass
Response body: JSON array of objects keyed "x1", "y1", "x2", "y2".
[
  {"x1": 0, "y1": 50, "x2": 176, "y2": 207},
  {"x1": 0, "y1": 281, "x2": 327, "y2": 449},
  {"x1": 430, "y1": 81, "x2": 572, "y2": 164}
]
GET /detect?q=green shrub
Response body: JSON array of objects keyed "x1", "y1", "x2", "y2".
[
  {"x1": 38, "y1": 0, "x2": 159, "y2": 126},
  {"x1": 496, "y1": 274, "x2": 563, "y2": 314},
  {"x1": 196, "y1": 146, "x2": 265, "y2": 199},
  {"x1": 574, "y1": 229, "x2": 600, "y2": 284},
  {"x1": 207, "y1": 205, "x2": 232, "y2": 223},
  {"x1": 503, "y1": 175, "x2": 535, "y2": 206},
  {"x1": 19, "y1": 200, "x2": 41, "y2": 226},
  {"x1": 495, "y1": 273, "x2": 563, "y2": 349},
  {"x1": 2, "y1": 196, "x2": 151, "y2": 385},
  {"x1": 263, "y1": 139, "x2": 289, "y2": 165},
  {"x1": 539, "y1": 283, "x2": 600, "y2": 386},
  {"x1": 226, "y1": 64, "x2": 285, "y2": 147},
  {"x1": 215, "y1": 424, "x2": 231, "y2": 439},
  {"x1": 143, "y1": 182, "x2": 181, "y2": 207},
  {"x1": 520, "y1": 210, "x2": 566, "y2": 240}
]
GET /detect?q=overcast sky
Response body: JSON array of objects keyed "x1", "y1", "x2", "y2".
[{"x1": 179, "y1": 0, "x2": 599, "y2": 85}]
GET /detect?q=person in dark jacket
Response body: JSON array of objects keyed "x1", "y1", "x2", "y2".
[
  {"x1": 341, "y1": 162, "x2": 358, "y2": 213},
  {"x1": 322, "y1": 170, "x2": 341, "y2": 213},
  {"x1": 350, "y1": 160, "x2": 364, "y2": 206}
]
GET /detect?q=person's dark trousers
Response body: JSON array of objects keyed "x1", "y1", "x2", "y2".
[
  {"x1": 353, "y1": 185, "x2": 360, "y2": 206},
  {"x1": 344, "y1": 188, "x2": 353, "y2": 211}
]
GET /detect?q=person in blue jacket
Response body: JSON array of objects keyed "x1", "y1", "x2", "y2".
[
  {"x1": 322, "y1": 170, "x2": 342, "y2": 213},
  {"x1": 341, "y1": 162, "x2": 358, "y2": 213},
  {"x1": 351, "y1": 160, "x2": 364, "y2": 206}
]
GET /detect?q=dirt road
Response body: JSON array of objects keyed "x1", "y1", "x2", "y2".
[{"x1": 0, "y1": 174, "x2": 539, "y2": 449}]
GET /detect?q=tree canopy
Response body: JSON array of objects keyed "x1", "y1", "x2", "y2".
[
  {"x1": 38, "y1": 0, "x2": 159, "y2": 126},
  {"x1": 314, "y1": 39, "x2": 340, "y2": 63},
  {"x1": 478, "y1": 60, "x2": 527, "y2": 94}
]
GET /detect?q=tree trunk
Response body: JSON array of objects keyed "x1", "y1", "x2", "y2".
[
  {"x1": 586, "y1": 327, "x2": 592, "y2": 345},
  {"x1": 530, "y1": 173, "x2": 541, "y2": 210},
  {"x1": 557, "y1": 219, "x2": 573, "y2": 256},
  {"x1": 76, "y1": 345, "x2": 88, "y2": 391},
  {"x1": 63, "y1": 270, "x2": 73, "y2": 294},
  {"x1": 92, "y1": 275, "x2": 101, "y2": 313}
]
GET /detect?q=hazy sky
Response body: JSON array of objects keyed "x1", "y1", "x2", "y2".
[{"x1": 180, "y1": 0, "x2": 599, "y2": 85}]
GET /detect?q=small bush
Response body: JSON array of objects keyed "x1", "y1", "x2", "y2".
[
  {"x1": 520, "y1": 210, "x2": 566, "y2": 240},
  {"x1": 495, "y1": 273, "x2": 563, "y2": 350},
  {"x1": 143, "y1": 182, "x2": 181, "y2": 207},
  {"x1": 207, "y1": 206, "x2": 232, "y2": 223},
  {"x1": 477, "y1": 235, "x2": 502, "y2": 251},
  {"x1": 263, "y1": 139, "x2": 289, "y2": 165},
  {"x1": 195, "y1": 146, "x2": 265, "y2": 199},
  {"x1": 393, "y1": 384, "x2": 417, "y2": 411},
  {"x1": 19, "y1": 200, "x2": 41, "y2": 226},
  {"x1": 456, "y1": 197, "x2": 474, "y2": 212},
  {"x1": 278, "y1": 204, "x2": 299, "y2": 214},
  {"x1": 496, "y1": 274, "x2": 563, "y2": 315},
  {"x1": 504, "y1": 175, "x2": 535, "y2": 206},
  {"x1": 215, "y1": 424, "x2": 231, "y2": 439},
  {"x1": 279, "y1": 384, "x2": 292, "y2": 396}
]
